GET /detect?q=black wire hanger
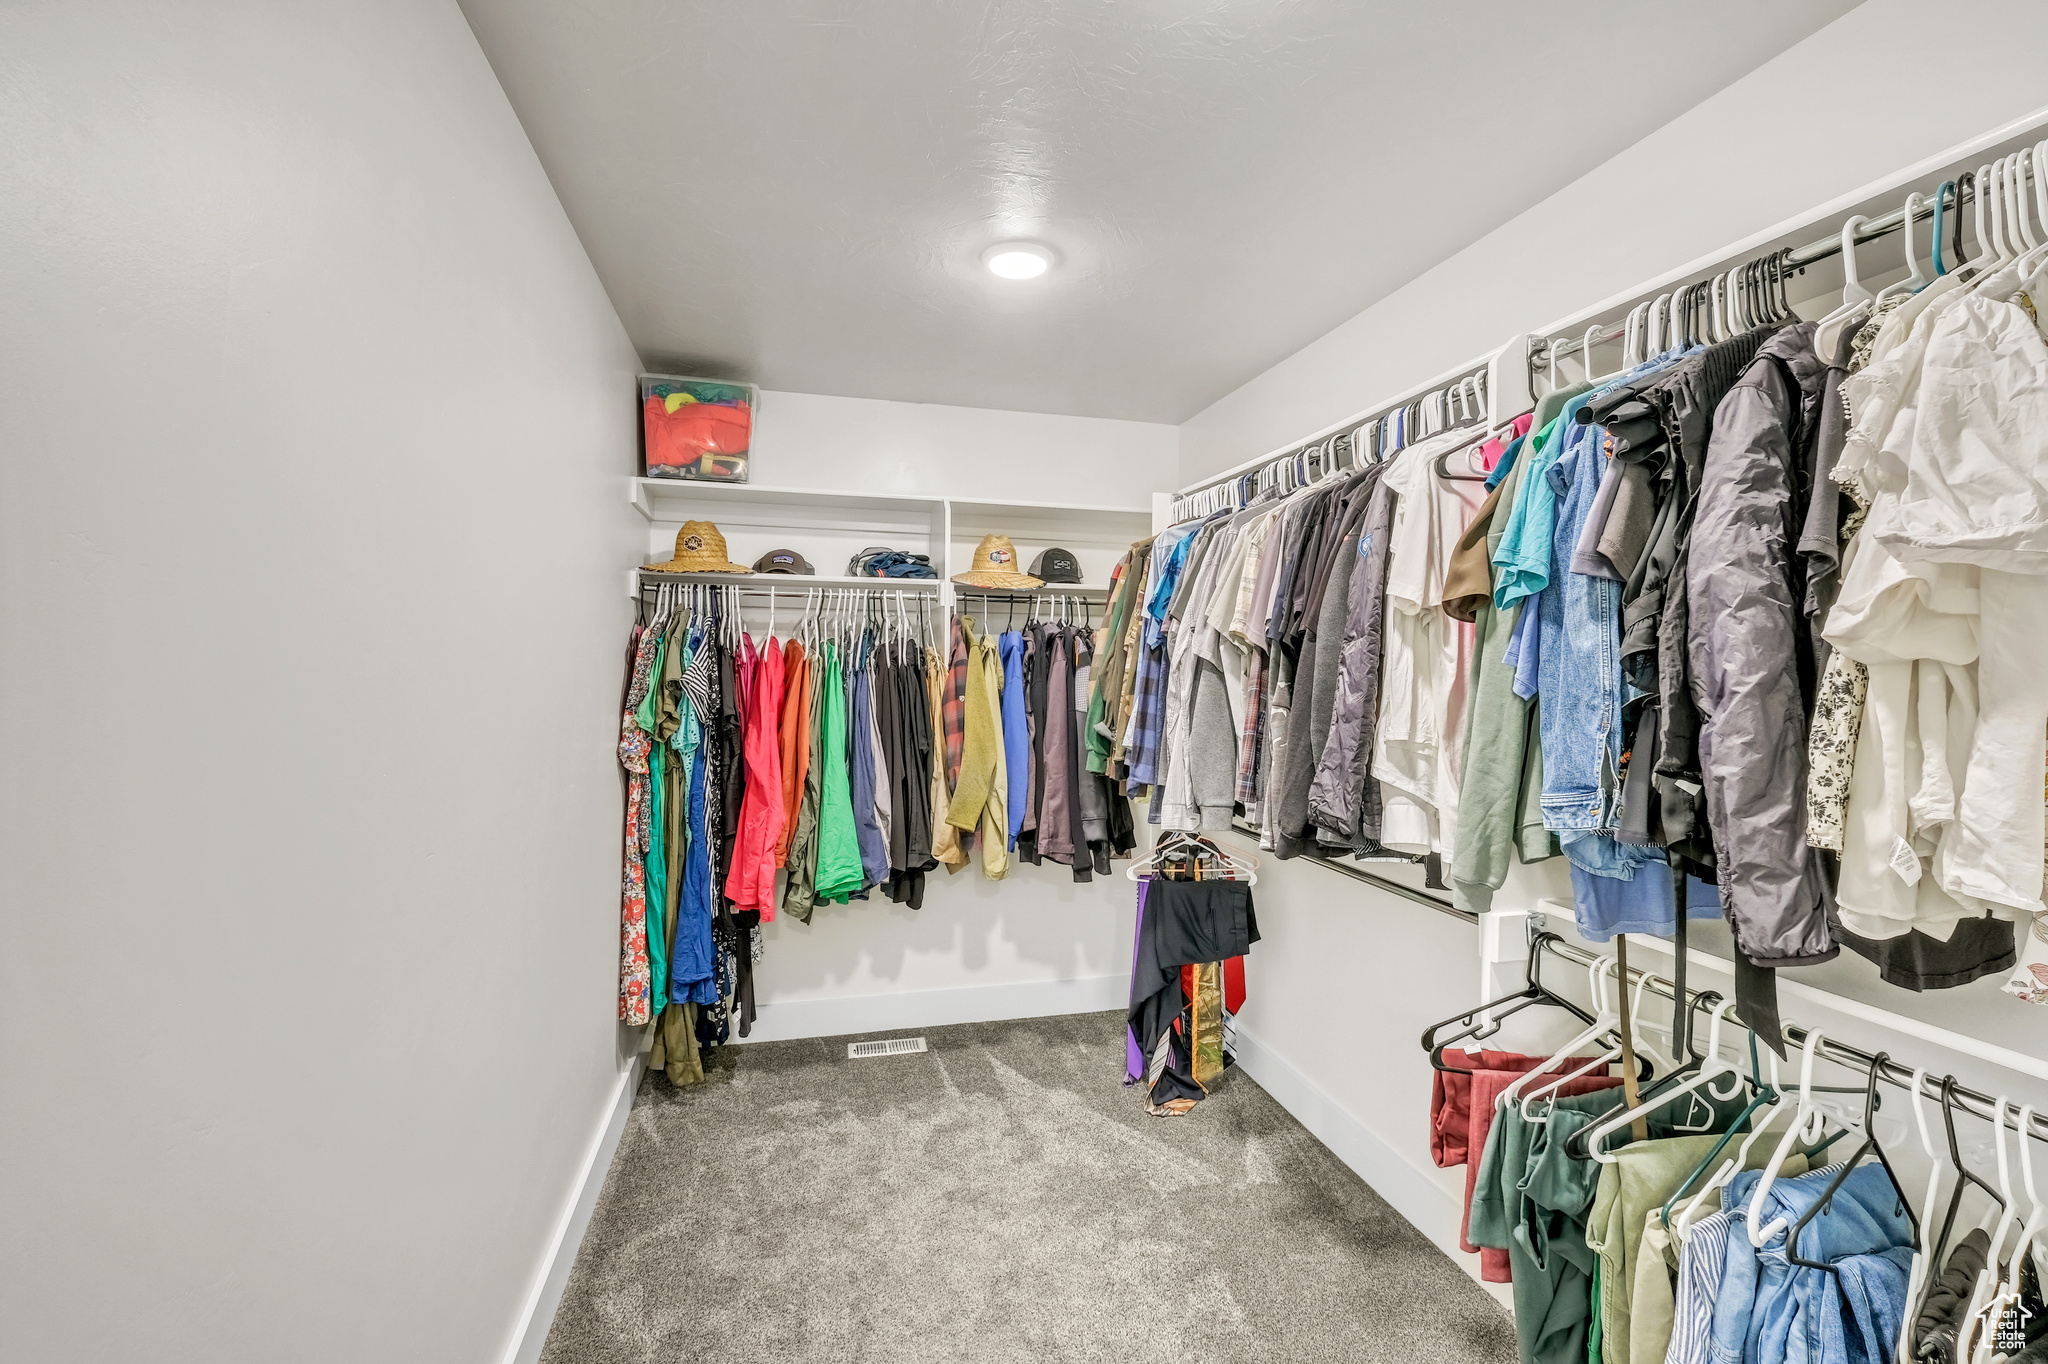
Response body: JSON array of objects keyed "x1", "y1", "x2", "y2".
[
  {"x1": 1783, "y1": 1051, "x2": 1918, "y2": 1277},
  {"x1": 1420, "y1": 931, "x2": 1598, "y2": 1076}
]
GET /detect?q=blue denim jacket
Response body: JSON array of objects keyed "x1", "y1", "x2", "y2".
[
  {"x1": 1710, "y1": 1163, "x2": 1911, "y2": 1364},
  {"x1": 1531, "y1": 354, "x2": 1696, "y2": 877},
  {"x1": 1818, "y1": 1246, "x2": 1914, "y2": 1364},
  {"x1": 1535, "y1": 408, "x2": 1623, "y2": 837}
]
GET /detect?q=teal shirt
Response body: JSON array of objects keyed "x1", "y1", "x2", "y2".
[
  {"x1": 1490, "y1": 413, "x2": 1569, "y2": 610},
  {"x1": 644, "y1": 742, "x2": 668, "y2": 1013}
]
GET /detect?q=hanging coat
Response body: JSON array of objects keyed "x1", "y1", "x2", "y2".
[{"x1": 1686, "y1": 323, "x2": 1838, "y2": 970}]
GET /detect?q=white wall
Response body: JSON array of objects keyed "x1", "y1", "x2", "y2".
[
  {"x1": 753, "y1": 389, "x2": 1177, "y2": 508},
  {"x1": 1179, "y1": 0, "x2": 2048, "y2": 484},
  {"x1": 0, "y1": 4, "x2": 641, "y2": 1362},
  {"x1": 744, "y1": 859, "x2": 1144, "y2": 1044},
  {"x1": 713, "y1": 393, "x2": 1175, "y2": 1043},
  {"x1": 1191, "y1": 0, "x2": 2048, "y2": 1294}
]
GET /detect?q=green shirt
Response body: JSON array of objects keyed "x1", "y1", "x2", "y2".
[
  {"x1": 1469, "y1": 1084, "x2": 1752, "y2": 1364},
  {"x1": 814, "y1": 645, "x2": 865, "y2": 903},
  {"x1": 1450, "y1": 444, "x2": 1558, "y2": 912}
]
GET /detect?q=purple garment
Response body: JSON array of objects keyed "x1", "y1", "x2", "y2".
[
  {"x1": 1125, "y1": 878, "x2": 1149, "y2": 1084},
  {"x1": 1508, "y1": 589, "x2": 1543, "y2": 701},
  {"x1": 850, "y1": 662, "x2": 888, "y2": 889},
  {"x1": 1039, "y1": 633, "x2": 1075, "y2": 860}
]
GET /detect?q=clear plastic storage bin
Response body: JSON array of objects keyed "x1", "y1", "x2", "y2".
[{"x1": 640, "y1": 375, "x2": 756, "y2": 482}]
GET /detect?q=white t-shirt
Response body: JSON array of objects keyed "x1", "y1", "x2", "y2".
[{"x1": 1373, "y1": 434, "x2": 1486, "y2": 856}]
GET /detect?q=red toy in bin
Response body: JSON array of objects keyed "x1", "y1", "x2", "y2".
[{"x1": 640, "y1": 375, "x2": 756, "y2": 482}]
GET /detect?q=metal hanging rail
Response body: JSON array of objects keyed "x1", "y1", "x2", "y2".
[
  {"x1": 1169, "y1": 363, "x2": 1496, "y2": 522},
  {"x1": 637, "y1": 573, "x2": 939, "y2": 593},
  {"x1": 1224, "y1": 820, "x2": 1474, "y2": 924},
  {"x1": 1527, "y1": 165, "x2": 2006, "y2": 372},
  {"x1": 1537, "y1": 932, "x2": 2048, "y2": 1146}
]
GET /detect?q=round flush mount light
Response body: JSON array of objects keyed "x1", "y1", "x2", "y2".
[{"x1": 982, "y1": 241, "x2": 1056, "y2": 280}]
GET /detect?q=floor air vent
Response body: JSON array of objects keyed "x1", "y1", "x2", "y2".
[{"x1": 847, "y1": 1037, "x2": 928, "y2": 1059}]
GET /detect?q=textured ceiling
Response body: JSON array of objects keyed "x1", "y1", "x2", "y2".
[{"x1": 460, "y1": 1, "x2": 1860, "y2": 423}]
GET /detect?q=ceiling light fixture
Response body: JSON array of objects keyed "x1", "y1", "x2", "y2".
[{"x1": 982, "y1": 241, "x2": 1055, "y2": 280}]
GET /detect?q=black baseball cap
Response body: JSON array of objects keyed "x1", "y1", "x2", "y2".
[
  {"x1": 753, "y1": 548, "x2": 815, "y2": 575},
  {"x1": 1029, "y1": 547, "x2": 1082, "y2": 583}
]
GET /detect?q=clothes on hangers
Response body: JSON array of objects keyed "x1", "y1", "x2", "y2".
[
  {"x1": 1468, "y1": 1083, "x2": 1758, "y2": 1364},
  {"x1": 1126, "y1": 857, "x2": 1257, "y2": 1117},
  {"x1": 613, "y1": 587, "x2": 968, "y2": 1047},
  {"x1": 774, "y1": 636, "x2": 808, "y2": 869},
  {"x1": 1432, "y1": 1049, "x2": 1624, "y2": 1284},
  {"x1": 1816, "y1": 252, "x2": 2048, "y2": 994},
  {"x1": 724, "y1": 632, "x2": 784, "y2": 914}
]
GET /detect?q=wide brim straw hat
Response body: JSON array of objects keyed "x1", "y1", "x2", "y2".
[
  {"x1": 643, "y1": 520, "x2": 751, "y2": 575},
  {"x1": 952, "y1": 533, "x2": 1042, "y2": 589}
]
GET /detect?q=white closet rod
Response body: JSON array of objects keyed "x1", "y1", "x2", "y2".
[
  {"x1": 1529, "y1": 160, "x2": 2019, "y2": 370},
  {"x1": 1169, "y1": 364, "x2": 1492, "y2": 519},
  {"x1": 1540, "y1": 932, "x2": 2048, "y2": 1140},
  {"x1": 637, "y1": 579, "x2": 939, "y2": 595}
]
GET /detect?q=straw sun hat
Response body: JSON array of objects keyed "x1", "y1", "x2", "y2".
[
  {"x1": 952, "y1": 534, "x2": 1042, "y2": 589},
  {"x1": 643, "y1": 520, "x2": 751, "y2": 575}
]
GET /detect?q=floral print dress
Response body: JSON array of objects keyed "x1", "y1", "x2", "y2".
[{"x1": 617, "y1": 609, "x2": 671, "y2": 1025}]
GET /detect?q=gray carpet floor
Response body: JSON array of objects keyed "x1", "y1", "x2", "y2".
[{"x1": 540, "y1": 1010, "x2": 1516, "y2": 1363}]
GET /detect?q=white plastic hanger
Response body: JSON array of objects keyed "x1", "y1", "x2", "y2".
[
  {"x1": 1575, "y1": 324, "x2": 1603, "y2": 384},
  {"x1": 1965, "y1": 1103, "x2": 2047, "y2": 1363},
  {"x1": 1957, "y1": 1096, "x2": 2021, "y2": 1362},
  {"x1": 1818, "y1": 214, "x2": 1876, "y2": 339},
  {"x1": 1580, "y1": 997, "x2": 1745, "y2": 1164},
  {"x1": 1673, "y1": 1039, "x2": 1793, "y2": 1235},
  {"x1": 1498, "y1": 956, "x2": 1625, "y2": 1120},
  {"x1": 2004, "y1": 1105, "x2": 2048, "y2": 1338},
  {"x1": 1893, "y1": 1067, "x2": 1950, "y2": 1364},
  {"x1": 1991, "y1": 155, "x2": 2017, "y2": 262},
  {"x1": 2008, "y1": 151, "x2": 2039, "y2": 253},
  {"x1": 1126, "y1": 830, "x2": 1259, "y2": 882},
  {"x1": 1877, "y1": 192, "x2": 1932, "y2": 305},
  {"x1": 1625, "y1": 969, "x2": 1678, "y2": 1075},
  {"x1": 1976, "y1": 160, "x2": 2009, "y2": 269},
  {"x1": 2033, "y1": 141, "x2": 2048, "y2": 252},
  {"x1": 1633, "y1": 299, "x2": 1651, "y2": 365},
  {"x1": 2009, "y1": 154, "x2": 2048, "y2": 284},
  {"x1": 1746, "y1": 1027, "x2": 1839, "y2": 1247}
]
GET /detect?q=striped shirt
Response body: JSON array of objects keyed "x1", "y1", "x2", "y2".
[{"x1": 1667, "y1": 1208, "x2": 1732, "y2": 1364}]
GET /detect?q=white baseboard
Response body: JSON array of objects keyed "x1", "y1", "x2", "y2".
[
  {"x1": 1225, "y1": 1021, "x2": 1512, "y2": 1308},
  {"x1": 738, "y1": 974, "x2": 1127, "y2": 1043},
  {"x1": 499, "y1": 1054, "x2": 645, "y2": 1364}
]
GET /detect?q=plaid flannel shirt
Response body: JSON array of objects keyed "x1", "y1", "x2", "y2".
[
  {"x1": 943, "y1": 615, "x2": 968, "y2": 789},
  {"x1": 1123, "y1": 632, "x2": 1169, "y2": 788}
]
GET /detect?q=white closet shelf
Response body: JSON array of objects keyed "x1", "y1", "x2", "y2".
[
  {"x1": 628, "y1": 477, "x2": 1151, "y2": 535},
  {"x1": 630, "y1": 478, "x2": 942, "y2": 521},
  {"x1": 636, "y1": 569, "x2": 941, "y2": 590}
]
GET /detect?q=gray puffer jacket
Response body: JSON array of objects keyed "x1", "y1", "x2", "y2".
[
  {"x1": 1686, "y1": 322, "x2": 1837, "y2": 968},
  {"x1": 1306, "y1": 468, "x2": 1396, "y2": 844}
]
